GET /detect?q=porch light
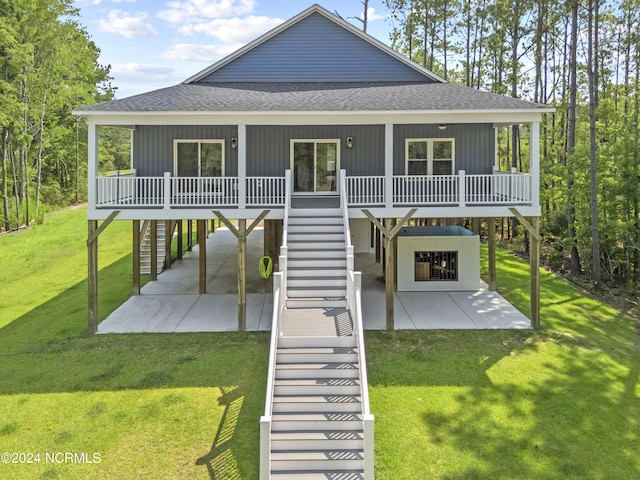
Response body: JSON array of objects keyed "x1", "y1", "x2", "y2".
[
  {"x1": 231, "y1": 137, "x2": 238, "y2": 149},
  {"x1": 346, "y1": 136, "x2": 354, "y2": 149},
  {"x1": 438, "y1": 124, "x2": 447, "y2": 130}
]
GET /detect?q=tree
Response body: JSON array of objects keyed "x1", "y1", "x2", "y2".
[{"x1": 0, "y1": 0, "x2": 113, "y2": 231}]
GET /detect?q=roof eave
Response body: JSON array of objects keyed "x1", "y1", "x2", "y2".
[{"x1": 73, "y1": 107, "x2": 555, "y2": 117}]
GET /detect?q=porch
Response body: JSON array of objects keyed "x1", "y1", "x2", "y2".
[
  {"x1": 96, "y1": 226, "x2": 530, "y2": 334},
  {"x1": 94, "y1": 169, "x2": 533, "y2": 211}
]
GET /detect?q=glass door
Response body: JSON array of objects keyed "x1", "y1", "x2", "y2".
[{"x1": 292, "y1": 140, "x2": 338, "y2": 194}]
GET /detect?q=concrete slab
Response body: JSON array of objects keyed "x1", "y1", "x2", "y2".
[
  {"x1": 98, "y1": 294, "x2": 200, "y2": 333},
  {"x1": 98, "y1": 225, "x2": 531, "y2": 334}
]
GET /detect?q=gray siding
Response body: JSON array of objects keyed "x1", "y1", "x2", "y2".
[
  {"x1": 247, "y1": 125, "x2": 385, "y2": 177},
  {"x1": 132, "y1": 125, "x2": 238, "y2": 176},
  {"x1": 393, "y1": 124, "x2": 495, "y2": 175},
  {"x1": 198, "y1": 13, "x2": 430, "y2": 83}
]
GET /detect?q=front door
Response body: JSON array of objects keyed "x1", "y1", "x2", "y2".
[{"x1": 291, "y1": 140, "x2": 339, "y2": 194}]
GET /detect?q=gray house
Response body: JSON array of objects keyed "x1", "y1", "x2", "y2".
[{"x1": 74, "y1": 4, "x2": 551, "y2": 477}]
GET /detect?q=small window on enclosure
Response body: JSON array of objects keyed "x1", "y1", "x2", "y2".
[{"x1": 415, "y1": 251, "x2": 458, "y2": 281}]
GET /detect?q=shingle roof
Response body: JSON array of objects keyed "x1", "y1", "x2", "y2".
[{"x1": 75, "y1": 82, "x2": 549, "y2": 114}]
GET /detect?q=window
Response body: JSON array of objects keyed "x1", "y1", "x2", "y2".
[
  {"x1": 406, "y1": 139, "x2": 454, "y2": 175},
  {"x1": 415, "y1": 251, "x2": 458, "y2": 281},
  {"x1": 174, "y1": 140, "x2": 224, "y2": 177}
]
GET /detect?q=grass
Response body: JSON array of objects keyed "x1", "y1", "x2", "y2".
[
  {"x1": 1, "y1": 207, "x2": 639, "y2": 479},
  {"x1": 0, "y1": 207, "x2": 267, "y2": 479}
]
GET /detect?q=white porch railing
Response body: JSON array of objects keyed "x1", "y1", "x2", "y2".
[
  {"x1": 346, "y1": 175, "x2": 385, "y2": 206},
  {"x1": 393, "y1": 174, "x2": 459, "y2": 205},
  {"x1": 95, "y1": 172, "x2": 286, "y2": 208},
  {"x1": 246, "y1": 176, "x2": 286, "y2": 206},
  {"x1": 95, "y1": 170, "x2": 532, "y2": 209},
  {"x1": 170, "y1": 176, "x2": 239, "y2": 206},
  {"x1": 346, "y1": 170, "x2": 532, "y2": 206}
]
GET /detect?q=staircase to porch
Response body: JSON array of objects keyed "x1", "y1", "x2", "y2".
[
  {"x1": 271, "y1": 317, "x2": 365, "y2": 478},
  {"x1": 139, "y1": 221, "x2": 166, "y2": 275},
  {"x1": 261, "y1": 171, "x2": 374, "y2": 479},
  {"x1": 286, "y1": 205, "x2": 347, "y2": 309}
]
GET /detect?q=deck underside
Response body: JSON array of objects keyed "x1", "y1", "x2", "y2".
[{"x1": 97, "y1": 228, "x2": 530, "y2": 334}]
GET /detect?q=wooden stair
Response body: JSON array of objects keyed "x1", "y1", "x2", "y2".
[
  {"x1": 139, "y1": 221, "x2": 166, "y2": 275},
  {"x1": 286, "y1": 207, "x2": 347, "y2": 309},
  {"x1": 270, "y1": 333, "x2": 365, "y2": 479}
]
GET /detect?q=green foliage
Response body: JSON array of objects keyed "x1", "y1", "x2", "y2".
[
  {"x1": 0, "y1": 0, "x2": 114, "y2": 232},
  {"x1": 386, "y1": 0, "x2": 640, "y2": 293}
]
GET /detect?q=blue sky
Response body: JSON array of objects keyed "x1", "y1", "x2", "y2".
[{"x1": 74, "y1": 1, "x2": 394, "y2": 99}]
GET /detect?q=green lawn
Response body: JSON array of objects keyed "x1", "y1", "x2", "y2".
[{"x1": 1, "y1": 207, "x2": 638, "y2": 479}]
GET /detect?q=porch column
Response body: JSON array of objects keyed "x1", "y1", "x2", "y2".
[
  {"x1": 86, "y1": 211, "x2": 119, "y2": 335},
  {"x1": 150, "y1": 220, "x2": 158, "y2": 281},
  {"x1": 530, "y1": 216, "x2": 541, "y2": 329},
  {"x1": 88, "y1": 220, "x2": 98, "y2": 335},
  {"x1": 238, "y1": 124, "x2": 247, "y2": 209},
  {"x1": 198, "y1": 220, "x2": 207, "y2": 294},
  {"x1": 385, "y1": 124, "x2": 394, "y2": 208},
  {"x1": 362, "y1": 209, "x2": 416, "y2": 330},
  {"x1": 488, "y1": 217, "x2": 497, "y2": 291},
  {"x1": 87, "y1": 122, "x2": 98, "y2": 210},
  {"x1": 214, "y1": 210, "x2": 270, "y2": 331},
  {"x1": 530, "y1": 121, "x2": 541, "y2": 207},
  {"x1": 164, "y1": 220, "x2": 172, "y2": 270},
  {"x1": 133, "y1": 220, "x2": 141, "y2": 295},
  {"x1": 509, "y1": 208, "x2": 541, "y2": 329},
  {"x1": 177, "y1": 221, "x2": 183, "y2": 260}
]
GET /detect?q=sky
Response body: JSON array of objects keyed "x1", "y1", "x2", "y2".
[{"x1": 73, "y1": 0, "x2": 395, "y2": 99}]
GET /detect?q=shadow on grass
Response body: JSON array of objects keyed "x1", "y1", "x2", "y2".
[
  {"x1": 196, "y1": 386, "x2": 246, "y2": 480},
  {"x1": 0, "y1": 255, "x2": 269, "y2": 479}
]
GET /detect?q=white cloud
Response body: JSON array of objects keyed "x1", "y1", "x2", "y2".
[
  {"x1": 97, "y1": 10, "x2": 159, "y2": 38},
  {"x1": 158, "y1": 0, "x2": 256, "y2": 25},
  {"x1": 160, "y1": 43, "x2": 240, "y2": 62},
  {"x1": 362, "y1": 7, "x2": 386, "y2": 22},
  {"x1": 178, "y1": 15, "x2": 284, "y2": 43}
]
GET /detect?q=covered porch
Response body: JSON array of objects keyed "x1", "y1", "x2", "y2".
[{"x1": 96, "y1": 226, "x2": 530, "y2": 334}]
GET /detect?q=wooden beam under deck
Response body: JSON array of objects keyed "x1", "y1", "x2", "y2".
[
  {"x1": 214, "y1": 210, "x2": 270, "y2": 332},
  {"x1": 197, "y1": 220, "x2": 207, "y2": 294},
  {"x1": 133, "y1": 220, "x2": 141, "y2": 295},
  {"x1": 87, "y1": 212, "x2": 120, "y2": 335},
  {"x1": 362, "y1": 208, "x2": 417, "y2": 331}
]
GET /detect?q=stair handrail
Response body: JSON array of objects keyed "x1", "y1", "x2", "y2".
[
  {"x1": 342, "y1": 169, "x2": 374, "y2": 478},
  {"x1": 348, "y1": 270, "x2": 375, "y2": 479},
  {"x1": 340, "y1": 169, "x2": 354, "y2": 270},
  {"x1": 260, "y1": 271, "x2": 284, "y2": 480},
  {"x1": 280, "y1": 169, "x2": 291, "y2": 299},
  {"x1": 260, "y1": 171, "x2": 290, "y2": 480}
]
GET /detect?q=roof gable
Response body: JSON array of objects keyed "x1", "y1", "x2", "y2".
[{"x1": 185, "y1": 5, "x2": 443, "y2": 84}]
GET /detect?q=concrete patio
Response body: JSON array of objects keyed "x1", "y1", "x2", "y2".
[{"x1": 97, "y1": 227, "x2": 531, "y2": 334}]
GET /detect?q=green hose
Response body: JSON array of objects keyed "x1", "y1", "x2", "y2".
[{"x1": 259, "y1": 256, "x2": 273, "y2": 279}]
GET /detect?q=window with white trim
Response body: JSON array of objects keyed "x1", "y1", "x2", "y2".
[
  {"x1": 406, "y1": 139, "x2": 454, "y2": 175},
  {"x1": 174, "y1": 140, "x2": 224, "y2": 177}
]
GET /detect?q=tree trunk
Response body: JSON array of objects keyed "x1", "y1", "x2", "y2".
[
  {"x1": 588, "y1": 0, "x2": 601, "y2": 287},
  {"x1": 566, "y1": 1, "x2": 582, "y2": 276},
  {"x1": 1, "y1": 128, "x2": 10, "y2": 232}
]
